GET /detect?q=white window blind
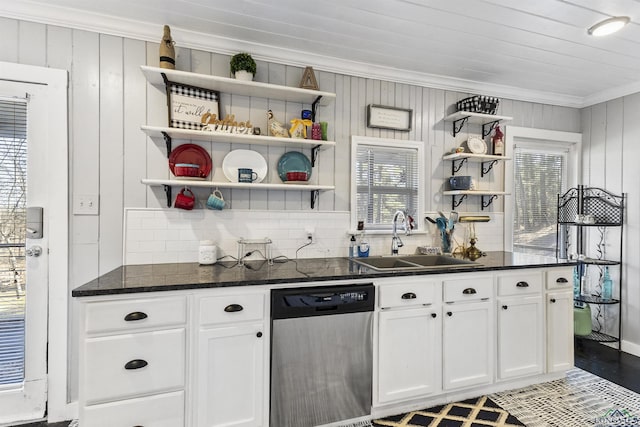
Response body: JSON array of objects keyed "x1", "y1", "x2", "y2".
[
  {"x1": 0, "y1": 97, "x2": 27, "y2": 385},
  {"x1": 355, "y1": 144, "x2": 419, "y2": 230},
  {"x1": 513, "y1": 146, "x2": 567, "y2": 254}
]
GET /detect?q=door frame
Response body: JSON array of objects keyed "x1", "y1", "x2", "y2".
[
  {"x1": 0, "y1": 61, "x2": 71, "y2": 422},
  {"x1": 504, "y1": 126, "x2": 582, "y2": 252}
]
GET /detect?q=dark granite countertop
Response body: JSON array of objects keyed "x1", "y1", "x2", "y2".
[{"x1": 72, "y1": 251, "x2": 576, "y2": 297}]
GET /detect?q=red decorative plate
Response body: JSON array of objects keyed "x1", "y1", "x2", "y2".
[{"x1": 169, "y1": 144, "x2": 212, "y2": 179}]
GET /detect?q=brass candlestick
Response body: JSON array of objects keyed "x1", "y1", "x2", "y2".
[{"x1": 466, "y1": 237, "x2": 482, "y2": 261}]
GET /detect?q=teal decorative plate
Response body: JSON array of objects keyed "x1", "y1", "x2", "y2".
[{"x1": 277, "y1": 151, "x2": 312, "y2": 182}]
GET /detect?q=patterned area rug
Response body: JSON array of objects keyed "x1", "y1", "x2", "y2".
[
  {"x1": 491, "y1": 368, "x2": 640, "y2": 426},
  {"x1": 365, "y1": 368, "x2": 640, "y2": 427},
  {"x1": 372, "y1": 396, "x2": 524, "y2": 426}
]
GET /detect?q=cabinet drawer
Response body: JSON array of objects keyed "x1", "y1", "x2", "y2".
[
  {"x1": 85, "y1": 296, "x2": 187, "y2": 334},
  {"x1": 546, "y1": 267, "x2": 574, "y2": 290},
  {"x1": 497, "y1": 272, "x2": 542, "y2": 296},
  {"x1": 378, "y1": 278, "x2": 440, "y2": 309},
  {"x1": 83, "y1": 390, "x2": 184, "y2": 427},
  {"x1": 199, "y1": 293, "x2": 265, "y2": 326},
  {"x1": 443, "y1": 276, "x2": 493, "y2": 303},
  {"x1": 83, "y1": 328, "x2": 185, "y2": 404}
]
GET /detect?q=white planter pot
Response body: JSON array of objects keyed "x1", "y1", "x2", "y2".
[{"x1": 234, "y1": 70, "x2": 254, "y2": 81}]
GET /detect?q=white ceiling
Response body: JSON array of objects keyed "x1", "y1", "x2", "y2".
[{"x1": 3, "y1": 0, "x2": 640, "y2": 107}]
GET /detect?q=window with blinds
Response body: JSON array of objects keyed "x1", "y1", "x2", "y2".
[
  {"x1": 354, "y1": 142, "x2": 420, "y2": 230},
  {"x1": 513, "y1": 146, "x2": 567, "y2": 255},
  {"x1": 0, "y1": 97, "x2": 27, "y2": 385}
]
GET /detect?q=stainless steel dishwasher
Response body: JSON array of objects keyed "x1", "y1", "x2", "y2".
[{"x1": 270, "y1": 283, "x2": 375, "y2": 427}]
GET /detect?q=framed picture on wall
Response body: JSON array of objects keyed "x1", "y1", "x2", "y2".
[
  {"x1": 366, "y1": 104, "x2": 413, "y2": 131},
  {"x1": 168, "y1": 82, "x2": 220, "y2": 130}
]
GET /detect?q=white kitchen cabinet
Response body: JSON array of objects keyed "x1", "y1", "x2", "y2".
[
  {"x1": 496, "y1": 271, "x2": 544, "y2": 380},
  {"x1": 82, "y1": 391, "x2": 185, "y2": 427},
  {"x1": 78, "y1": 295, "x2": 188, "y2": 426},
  {"x1": 194, "y1": 291, "x2": 268, "y2": 427},
  {"x1": 546, "y1": 289, "x2": 574, "y2": 372},
  {"x1": 441, "y1": 274, "x2": 494, "y2": 390},
  {"x1": 442, "y1": 300, "x2": 493, "y2": 390},
  {"x1": 378, "y1": 307, "x2": 442, "y2": 403},
  {"x1": 497, "y1": 296, "x2": 544, "y2": 379},
  {"x1": 376, "y1": 278, "x2": 442, "y2": 404}
]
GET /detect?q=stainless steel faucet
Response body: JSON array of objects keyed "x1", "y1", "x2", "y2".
[{"x1": 391, "y1": 210, "x2": 406, "y2": 255}]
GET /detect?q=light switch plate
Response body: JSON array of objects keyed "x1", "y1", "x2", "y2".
[{"x1": 73, "y1": 194, "x2": 99, "y2": 215}]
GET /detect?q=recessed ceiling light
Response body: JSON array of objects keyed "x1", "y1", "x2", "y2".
[{"x1": 587, "y1": 16, "x2": 630, "y2": 36}]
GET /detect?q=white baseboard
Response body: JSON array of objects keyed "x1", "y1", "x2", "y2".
[{"x1": 621, "y1": 340, "x2": 640, "y2": 357}]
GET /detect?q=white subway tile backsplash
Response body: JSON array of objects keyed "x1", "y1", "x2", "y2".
[
  {"x1": 140, "y1": 218, "x2": 168, "y2": 230},
  {"x1": 137, "y1": 240, "x2": 166, "y2": 252},
  {"x1": 123, "y1": 208, "x2": 503, "y2": 265},
  {"x1": 127, "y1": 252, "x2": 153, "y2": 264}
]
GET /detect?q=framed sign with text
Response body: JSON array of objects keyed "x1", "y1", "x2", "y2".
[
  {"x1": 168, "y1": 83, "x2": 220, "y2": 130},
  {"x1": 366, "y1": 104, "x2": 412, "y2": 131}
]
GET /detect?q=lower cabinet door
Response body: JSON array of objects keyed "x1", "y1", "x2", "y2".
[
  {"x1": 196, "y1": 323, "x2": 265, "y2": 427},
  {"x1": 377, "y1": 307, "x2": 441, "y2": 403},
  {"x1": 547, "y1": 290, "x2": 574, "y2": 372},
  {"x1": 497, "y1": 296, "x2": 544, "y2": 380},
  {"x1": 82, "y1": 391, "x2": 184, "y2": 427},
  {"x1": 442, "y1": 301, "x2": 493, "y2": 390}
]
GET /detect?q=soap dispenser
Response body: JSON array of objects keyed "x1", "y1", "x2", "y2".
[
  {"x1": 357, "y1": 234, "x2": 370, "y2": 257},
  {"x1": 349, "y1": 235, "x2": 356, "y2": 258}
]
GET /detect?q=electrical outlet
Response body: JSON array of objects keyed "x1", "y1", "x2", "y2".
[
  {"x1": 73, "y1": 194, "x2": 99, "y2": 215},
  {"x1": 305, "y1": 227, "x2": 315, "y2": 243}
]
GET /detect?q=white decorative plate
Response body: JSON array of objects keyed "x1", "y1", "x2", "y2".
[
  {"x1": 467, "y1": 136, "x2": 487, "y2": 154},
  {"x1": 222, "y1": 149, "x2": 268, "y2": 183}
]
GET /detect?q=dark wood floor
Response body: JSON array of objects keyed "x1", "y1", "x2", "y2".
[{"x1": 574, "y1": 338, "x2": 640, "y2": 393}]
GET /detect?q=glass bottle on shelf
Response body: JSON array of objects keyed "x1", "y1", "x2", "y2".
[
  {"x1": 601, "y1": 266, "x2": 613, "y2": 300},
  {"x1": 573, "y1": 267, "x2": 580, "y2": 299}
]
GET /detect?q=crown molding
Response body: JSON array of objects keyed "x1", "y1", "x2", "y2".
[
  {"x1": 2, "y1": 1, "x2": 638, "y2": 108},
  {"x1": 580, "y1": 80, "x2": 640, "y2": 108}
]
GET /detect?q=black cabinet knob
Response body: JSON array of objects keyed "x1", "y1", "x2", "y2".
[
  {"x1": 124, "y1": 359, "x2": 148, "y2": 370},
  {"x1": 401, "y1": 292, "x2": 417, "y2": 300},
  {"x1": 550, "y1": 298, "x2": 557, "y2": 303},
  {"x1": 431, "y1": 313, "x2": 437, "y2": 318},
  {"x1": 124, "y1": 311, "x2": 148, "y2": 322},
  {"x1": 224, "y1": 304, "x2": 244, "y2": 313},
  {"x1": 447, "y1": 311, "x2": 452, "y2": 316},
  {"x1": 502, "y1": 305, "x2": 508, "y2": 310},
  {"x1": 256, "y1": 332, "x2": 263, "y2": 338}
]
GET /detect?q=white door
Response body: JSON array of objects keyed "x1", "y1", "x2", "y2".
[
  {"x1": 377, "y1": 307, "x2": 441, "y2": 403},
  {"x1": 0, "y1": 81, "x2": 51, "y2": 423},
  {"x1": 196, "y1": 323, "x2": 265, "y2": 427},
  {"x1": 547, "y1": 290, "x2": 574, "y2": 372},
  {"x1": 442, "y1": 301, "x2": 493, "y2": 390},
  {"x1": 497, "y1": 296, "x2": 544, "y2": 380}
]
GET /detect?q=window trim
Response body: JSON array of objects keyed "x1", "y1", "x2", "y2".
[
  {"x1": 504, "y1": 126, "x2": 581, "y2": 252},
  {"x1": 350, "y1": 135, "x2": 425, "y2": 233}
]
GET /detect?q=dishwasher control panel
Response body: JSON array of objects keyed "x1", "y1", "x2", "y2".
[{"x1": 271, "y1": 284, "x2": 374, "y2": 319}]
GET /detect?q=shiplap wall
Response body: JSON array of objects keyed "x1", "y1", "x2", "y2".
[
  {"x1": 581, "y1": 94, "x2": 640, "y2": 353},
  {"x1": 0, "y1": 16, "x2": 582, "y2": 401}
]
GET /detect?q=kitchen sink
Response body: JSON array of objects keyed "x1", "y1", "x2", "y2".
[{"x1": 351, "y1": 254, "x2": 480, "y2": 271}]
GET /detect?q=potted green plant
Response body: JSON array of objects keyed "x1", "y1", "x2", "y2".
[{"x1": 230, "y1": 53, "x2": 257, "y2": 81}]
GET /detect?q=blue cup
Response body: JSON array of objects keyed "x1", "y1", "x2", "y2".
[
  {"x1": 206, "y1": 190, "x2": 225, "y2": 210},
  {"x1": 238, "y1": 168, "x2": 258, "y2": 183}
]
